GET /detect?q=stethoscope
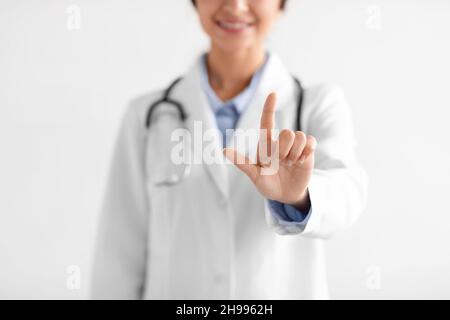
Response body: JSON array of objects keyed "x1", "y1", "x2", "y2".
[{"x1": 145, "y1": 76, "x2": 304, "y2": 186}]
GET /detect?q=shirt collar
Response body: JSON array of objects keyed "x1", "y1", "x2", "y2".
[{"x1": 199, "y1": 52, "x2": 269, "y2": 115}]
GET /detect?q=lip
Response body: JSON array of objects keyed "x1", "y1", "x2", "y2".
[{"x1": 215, "y1": 19, "x2": 255, "y2": 33}]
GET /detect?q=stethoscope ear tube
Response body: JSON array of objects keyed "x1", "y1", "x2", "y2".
[
  {"x1": 145, "y1": 77, "x2": 187, "y2": 129},
  {"x1": 292, "y1": 76, "x2": 303, "y2": 132}
]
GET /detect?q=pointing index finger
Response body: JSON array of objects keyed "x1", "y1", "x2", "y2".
[
  {"x1": 258, "y1": 92, "x2": 277, "y2": 165},
  {"x1": 260, "y1": 92, "x2": 277, "y2": 130}
]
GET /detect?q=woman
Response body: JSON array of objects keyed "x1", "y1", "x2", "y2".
[{"x1": 91, "y1": 0, "x2": 368, "y2": 299}]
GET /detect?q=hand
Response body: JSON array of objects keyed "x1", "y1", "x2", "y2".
[{"x1": 223, "y1": 92, "x2": 317, "y2": 209}]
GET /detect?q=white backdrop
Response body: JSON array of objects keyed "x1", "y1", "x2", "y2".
[{"x1": 1, "y1": 0, "x2": 449, "y2": 299}]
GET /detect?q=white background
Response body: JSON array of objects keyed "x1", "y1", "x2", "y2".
[{"x1": 1, "y1": 0, "x2": 449, "y2": 299}]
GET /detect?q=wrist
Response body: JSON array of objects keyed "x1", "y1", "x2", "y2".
[{"x1": 289, "y1": 189, "x2": 311, "y2": 212}]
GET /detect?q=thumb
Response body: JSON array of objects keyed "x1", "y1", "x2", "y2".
[{"x1": 223, "y1": 148, "x2": 258, "y2": 182}]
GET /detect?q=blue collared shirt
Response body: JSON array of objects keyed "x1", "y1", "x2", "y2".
[{"x1": 199, "y1": 53, "x2": 311, "y2": 225}]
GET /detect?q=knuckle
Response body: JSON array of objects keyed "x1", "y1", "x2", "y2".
[
  {"x1": 295, "y1": 131, "x2": 306, "y2": 141},
  {"x1": 294, "y1": 131, "x2": 307, "y2": 147},
  {"x1": 288, "y1": 153, "x2": 298, "y2": 161},
  {"x1": 307, "y1": 135, "x2": 317, "y2": 149},
  {"x1": 280, "y1": 129, "x2": 294, "y2": 141}
]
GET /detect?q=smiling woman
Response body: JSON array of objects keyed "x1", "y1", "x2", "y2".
[
  {"x1": 191, "y1": 0, "x2": 287, "y2": 9},
  {"x1": 191, "y1": 0, "x2": 287, "y2": 101},
  {"x1": 91, "y1": 0, "x2": 368, "y2": 299},
  {"x1": 193, "y1": 0, "x2": 285, "y2": 48}
]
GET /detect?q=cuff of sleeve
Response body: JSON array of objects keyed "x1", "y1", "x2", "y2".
[{"x1": 268, "y1": 200, "x2": 312, "y2": 227}]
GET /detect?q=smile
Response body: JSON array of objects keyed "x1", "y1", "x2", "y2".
[{"x1": 216, "y1": 20, "x2": 255, "y2": 32}]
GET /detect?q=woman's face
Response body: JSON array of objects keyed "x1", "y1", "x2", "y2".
[{"x1": 195, "y1": 0, "x2": 283, "y2": 52}]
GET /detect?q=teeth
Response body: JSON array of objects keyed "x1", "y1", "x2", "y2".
[{"x1": 219, "y1": 21, "x2": 250, "y2": 30}]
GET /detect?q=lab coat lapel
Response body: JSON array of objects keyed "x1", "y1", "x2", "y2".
[{"x1": 172, "y1": 59, "x2": 229, "y2": 200}]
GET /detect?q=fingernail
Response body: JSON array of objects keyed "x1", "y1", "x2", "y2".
[
  {"x1": 299, "y1": 155, "x2": 306, "y2": 164},
  {"x1": 286, "y1": 160, "x2": 293, "y2": 166}
]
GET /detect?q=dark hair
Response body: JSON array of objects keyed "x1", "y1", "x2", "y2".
[{"x1": 191, "y1": 0, "x2": 287, "y2": 10}]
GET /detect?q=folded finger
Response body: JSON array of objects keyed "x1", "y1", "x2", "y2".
[
  {"x1": 278, "y1": 129, "x2": 295, "y2": 160},
  {"x1": 286, "y1": 131, "x2": 307, "y2": 164},
  {"x1": 299, "y1": 135, "x2": 317, "y2": 163}
]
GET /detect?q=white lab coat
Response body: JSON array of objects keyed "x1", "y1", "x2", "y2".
[{"x1": 91, "y1": 53, "x2": 368, "y2": 300}]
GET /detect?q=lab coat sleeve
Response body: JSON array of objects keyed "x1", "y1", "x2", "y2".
[
  {"x1": 90, "y1": 103, "x2": 149, "y2": 299},
  {"x1": 266, "y1": 85, "x2": 368, "y2": 238},
  {"x1": 268, "y1": 199, "x2": 311, "y2": 226}
]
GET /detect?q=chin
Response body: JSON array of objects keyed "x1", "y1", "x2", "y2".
[{"x1": 213, "y1": 37, "x2": 257, "y2": 53}]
